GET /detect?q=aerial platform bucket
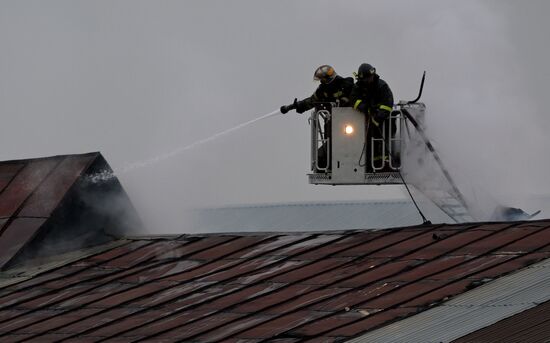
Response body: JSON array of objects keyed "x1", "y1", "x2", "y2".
[{"x1": 307, "y1": 102, "x2": 425, "y2": 186}]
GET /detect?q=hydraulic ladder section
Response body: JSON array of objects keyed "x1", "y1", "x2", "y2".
[{"x1": 401, "y1": 106, "x2": 475, "y2": 223}]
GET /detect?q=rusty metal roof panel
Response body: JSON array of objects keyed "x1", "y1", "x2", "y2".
[
  {"x1": 0, "y1": 163, "x2": 25, "y2": 193},
  {"x1": 0, "y1": 154, "x2": 94, "y2": 270},
  {"x1": 0, "y1": 153, "x2": 140, "y2": 271},
  {"x1": 0, "y1": 218, "x2": 46, "y2": 267},
  {"x1": 0, "y1": 220, "x2": 548, "y2": 341},
  {"x1": 0, "y1": 157, "x2": 61, "y2": 218},
  {"x1": 18, "y1": 154, "x2": 95, "y2": 217}
]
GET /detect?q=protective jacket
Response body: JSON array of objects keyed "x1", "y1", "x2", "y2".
[
  {"x1": 295, "y1": 75, "x2": 354, "y2": 113},
  {"x1": 350, "y1": 74, "x2": 394, "y2": 126},
  {"x1": 351, "y1": 74, "x2": 395, "y2": 171}
]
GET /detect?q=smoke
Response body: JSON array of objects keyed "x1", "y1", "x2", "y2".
[
  {"x1": 1, "y1": 1, "x2": 549, "y2": 233},
  {"x1": 400, "y1": 106, "x2": 505, "y2": 221},
  {"x1": 403, "y1": 2, "x2": 550, "y2": 219}
]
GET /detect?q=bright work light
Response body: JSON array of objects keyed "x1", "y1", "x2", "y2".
[{"x1": 345, "y1": 125, "x2": 354, "y2": 135}]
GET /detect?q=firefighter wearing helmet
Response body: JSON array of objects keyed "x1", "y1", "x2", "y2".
[
  {"x1": 280, "y1": 65, "x2": 354, "y2": 114},
  {"x1": 280, "y1": 65, "x2": 353, "y2": 171},
  {"x1": 280, "y1": 65, "x2": 354, "y2": 171},
  {"x1": 351, "y1": 63, "x2": 395, "y2": 171}
]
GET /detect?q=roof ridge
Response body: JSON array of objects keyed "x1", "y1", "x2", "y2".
[
  {"x1": 197, "y1": 199, "x2": 412, "y2": 210},
  {"x1": 0, "y1": 152, "x2": 100, "y2": 165}
]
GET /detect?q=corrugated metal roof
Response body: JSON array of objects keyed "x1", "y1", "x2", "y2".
[
  {"x1": 347, "y1": 258, "x2": 550, "y2": 343},
  {"x1": 0, "y1": 220, "x2": 548, "y2": 341},
  {"x1": 453, "y1": 299, "x2": 550, "y2": 343},
  {"x1": 0, "y1": 153, "x2": 139, "y2": 270},
  {"x1": 187, "y1": 199, "x2": 454, "y2": 233}
]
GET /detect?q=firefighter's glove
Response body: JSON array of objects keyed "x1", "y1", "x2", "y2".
[
  {"x1": 372, "y1": 109, "x2": 388, "y2": 124},
  {"x1": 280, "y1": 98, "x2": 298, "y2": 114},
  {"x1": 356, "y1": 102, "x2": 368, "y2": 114}
]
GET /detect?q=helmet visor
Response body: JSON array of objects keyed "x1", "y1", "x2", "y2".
[{"x1": 314, "y1": 65, "x2": 336, "y2": 84}]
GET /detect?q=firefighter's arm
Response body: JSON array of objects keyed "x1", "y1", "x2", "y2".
[
  {"x1": 370, "y1": 83, "x2": 394, "y2": 126},
  {"x1": 371, "y1": 107, "x2": 391, "y2": 126},
  {"x1": 280, "y1": 96, "x2": 314, "y2": 114},
  {"x1": 352, "y1": 98, "x2": 368, "y2": 114},
  {"x1": 350, "y1": 85, "x2": 368, "y2": 113},
  {"x1": 280, "y1": 98, "x2": 298, "y2": 114},
  {"x1": 295, "y1": 96, "x2": 314, "y2": 114}
]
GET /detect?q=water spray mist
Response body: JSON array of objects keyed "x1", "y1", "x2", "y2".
[{"x1": 88, "y1": 109, "x2": 282, "y2": 183}]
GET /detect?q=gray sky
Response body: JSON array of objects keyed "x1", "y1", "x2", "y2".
[{"x1": 1, "y1": 1, "x2": 550, "y2": 232}]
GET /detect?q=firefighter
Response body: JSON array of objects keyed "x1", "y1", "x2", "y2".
[
  {"x1": 280, "y1": 65, "x2": 354, "y2": 114},
  {"x1": 280, "y1": 65, "x2": 354, "y2": 172},
  {"x1": 350, "y1": 63, "x2": 394, "y2": 171}
]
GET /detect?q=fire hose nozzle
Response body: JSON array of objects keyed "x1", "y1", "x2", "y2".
[{"x1": 280, "y1": 98, "x2": 298, "y2": 114}]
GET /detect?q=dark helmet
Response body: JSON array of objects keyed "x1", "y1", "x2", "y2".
[
  {"x1": 313, "y1": 65, "x2": 337, "y2": 84},
  {"x1": 356, "y1": 63, "x2": 376, "y2": 80}
]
